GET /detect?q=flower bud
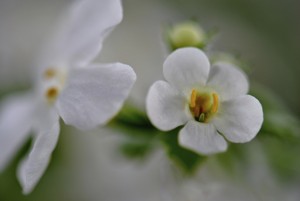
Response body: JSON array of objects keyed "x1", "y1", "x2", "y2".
[{"x1": 167, "y1": 21, "x2": 206, "y2": 50}]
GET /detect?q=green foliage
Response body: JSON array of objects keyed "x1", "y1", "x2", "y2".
[
  {"x1": 262, "y1": 112, "x2": 300, "y2": 142},
  {"x1": 0, "y1": 85, "x2": 30, "y2": 100},
  {"x1": 250, "y1": 83, "x2": 300, "y2": 180},
  {"x1": 214, "y1": 143, "x2": 248, "y2": 175},
  {"x1": 160, "y1": 129, "x2": 207, "y2": 175},
  {"x1": 251, "y1": 83, "x2": 300, "y2": 142},
  {"x1": 251, "y1": 83, "x2": 289, "y2": 113},
  {"x1": 109, "y1": 104, "x2": 155, "y2": 134},
  {"x1": 119, "y1": 141, "x2": 153, "y2": 160},
  {"x1": 260, "y1": 136, "x2": 300, "y2": 181},
  {"x1": 109, "y1": 104, "x2": 207, "y2": 174},
  {"x1": 108, "y1": 104, "x2": 159, "y2": 160}
]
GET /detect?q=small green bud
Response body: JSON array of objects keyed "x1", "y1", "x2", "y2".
[{"x1": 167, "y1": 21, "x2": 206, "y2": 50}]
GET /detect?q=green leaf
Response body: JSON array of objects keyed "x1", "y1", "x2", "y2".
[
  {"x1": 250, "y1": 83, "x2": 300, "y2": 141},
  {"x1": 108, "y1": 103, "x2": 156, "y2": 137},
  {"x1": 109, "y1": 104, "x2": 206, "y2": 173},
  {"x1": 108, "y1": 104, "x2": 208, "y2": 173},
  {"x1": 107, "y1": 104, "x2": 159, "y2": 142},
  {"x1": 260, "y1": 111, "x2": 300, "y2": 142},
  {"x1": 250, "y1": 83, "x2": 300, "y2": 180},
  {"x1": 119, "y1": 141, "x2": 153, "y2": 160},
  {"x1": 0, "y1": 85, "x2": 30, "y2": 99},
  {"x1": 160, "y1": 129, "x2": 207, "y2": 175},
  {"x1": 250, "y1": 83, "x2": 289, "y2": 113},
  {"x1": 108, "y1": 103, "x2": 159, "y2": 160},
  {"x1": 260, "y1": 136, "x2": 300, "y2": 181},
  {"x1": 116, "y1": 105, "x2": 151, "y2": 126},
  {"x1": 213, "y1": 143, "x2": 250, "y2": 176}
]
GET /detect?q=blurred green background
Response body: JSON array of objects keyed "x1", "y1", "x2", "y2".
[{"x1": 0, "y1": 0, "x2": 300, "y2": 200}]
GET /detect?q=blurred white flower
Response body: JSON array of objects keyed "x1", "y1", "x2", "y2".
[
  {"x1": 0, "y1": 0, "x2": 136, "y2": 194},
  {"x1": 146, "y1": 47, "x2": 263, "y2": 155}
]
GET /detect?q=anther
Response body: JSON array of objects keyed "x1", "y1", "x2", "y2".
[
  {"x1": 45, "y1": 86, "x2": 59, "y2": 103},
  {"x1": 44, "y1": 68, "x2": 56, "y2": 79},
  {"x1": 211, "y1": 93, "x2": 219, "y2": 114},
  {"x1": 190, "y1": 89, "x2": 197, "y2": 108}
]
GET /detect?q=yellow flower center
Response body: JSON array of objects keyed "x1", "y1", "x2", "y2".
[
  {"x1": 189, "y1": 88, "x2": 219, "y2": 122},
  {"x1": 45, "y1": 86, "x2": 60, "y2": 104},
  {"x1": 42, "y1": 67, "x2": 67, "y2": 104}
]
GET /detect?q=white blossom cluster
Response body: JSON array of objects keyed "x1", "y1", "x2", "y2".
[{"x1": 0, "y1": 0, "x2": 263, "y2": 195}]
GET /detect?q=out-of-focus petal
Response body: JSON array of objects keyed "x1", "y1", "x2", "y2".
[
  {"x1": 207, "y1": 62, "x2": 249, "y2": 101},
  {"x1": 163, "y1": 48, "x2": 210, "y2": 92},
  {"x1": 57, "y1": 63, "x2": 136, "y2": 130},
  {"x1": 179, "y1": 121, "x2": 227, "y2": 155},
  {"x1": 32, "y1": 99, "x2": 60, "y2": 132},
  {"x1": 213, "y1": 95, "x2": 263, "y2": 143},
  {"x1": 17, "y1": 120, "x2": 60, "y2": 195},
  {"x1": 37, "y1": 0, "x2": 123, "y2": 68},
  {"x1": 146, "y1": 80, "x2": 191, "y2": 131},
  {"x1": 0, "y1": 93, "x2": 33, "y2": 171}
]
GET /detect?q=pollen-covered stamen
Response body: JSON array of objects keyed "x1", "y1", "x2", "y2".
[
  {"x1": 189, "y1": 89, "x2": 219, "y2": 122},
  {"x1": 42, "y1": 66, "x2": 68, "y2": 104},
  {"x1": 43, "y1": 67, "x2": 68, "y2": 86},
  {"x1": 44, "y1": 68, "x2": 56, "y2": 79},
  {"x1": 211, "y1": 93, "x2": 219, "y2": 113},
  {"x1": 190, "y1": 89, "x2": 197, "y2": 108},
  {"x1": 45, "y1": 86, "x2": 60, "y2": 104}
]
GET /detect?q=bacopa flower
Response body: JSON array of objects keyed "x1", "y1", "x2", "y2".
[
  {"x1": 146, "y1": 48, "x2": 263, "y2": 155},
  {"x1": 0, "y1": 0, "x2": 136, "y2": 194}
]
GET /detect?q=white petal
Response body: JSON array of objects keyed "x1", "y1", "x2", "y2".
[
  {"x1": 0, "y1": 93, "x2": 33, "y2": 171},
  {"x1": 146, "y1": 80, "x2": 191, "y2": 131},
  {"x1": 179, "y1": 121, "x2": 227, "y2": 155},
  {"x1": 163, "y1": 47, "x2": 210, "y2": 92},
  {"x1": 57, "y1": 63, "x2": 136, "y2": 130},
  {"x1": 207, "y1": 62, "x2": 249, "y2": 101},
  {"x1": 32, "y1": 100, "x2": 60, "y2": 132},
  {"x1": 213, "y1": 95, "x2": 263, "y2": 143},
  {"x1": 37, "y1": 0, "x2": 123, "y2": 67},
  {"x1": 17, "y1": 120, "x2": 60, "y2": 195}
]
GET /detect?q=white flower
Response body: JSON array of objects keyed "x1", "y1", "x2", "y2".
[
  {"x1": 0, "y1": 0, "x2": 136, "y2": 194},
  {"x1": 146, "y1": 47, "x2": 263, "y2": 155}
]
